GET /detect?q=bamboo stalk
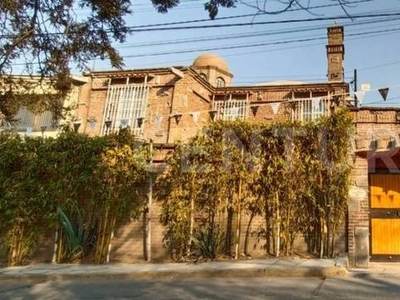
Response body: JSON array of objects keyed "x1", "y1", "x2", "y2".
[
  {"x1": 58, "y1": 230, "x2": 64, "y2": 263},
  {"x1": 8, "y1": 225, "x2": 17, "y2": 266},
  {"x1": 15, "y1": 225, "x2": 21, "y2": 265},
  {"x1": 320, "y1": 218, "x2": 324, "y2": 258},
  {"x1": 275, "y1": 192, "x2": 280, "y2": 258},
  {"x1": 94, "y1": 206, "x2": 109, "y2": 263},
  {"x1": 17, "y1": 224, "x2": 24, "y2": 265},
  {"x1": 188, "y1": 174, "x2": 195, "y2": 258},
  {"x1": 52, "y1": 229, "x2": 58, "y2": 263},
  {"x1": 244, "y1": 212, "x2": 254, "y2": 256},
  {"x1": 106, "y1": 215, "x2": 117, "y2": 263},
  {"x1": 286, "y1": 208, "x2": 290, "y2": 256},
  {"x1": 235, "y1": 177, "x2": 242, "y2": 260},
  {"x1": 98, "y1": 208, "x2": 109, "y2": 263},
  {"x1": 146, "y1": 140, "x2": 153, "y2": 262},
  {"x1": 106, "y1": 229, "x2": 114, "y2": 263}
]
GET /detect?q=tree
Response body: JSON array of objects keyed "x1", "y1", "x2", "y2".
[
  {"x1": 0, "y1": 0, "x2": 130, "y2": 74},
  {"x1": 0, "y1": 0, "x2": 131, "y2": 122}
]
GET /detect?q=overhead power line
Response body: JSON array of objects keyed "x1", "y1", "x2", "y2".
[
  {"x1": 114, "y1": 16, "x2": 400, "y2": 49},
  {"x1": 121, "y1": 26, "x2": 400, "y2": 58},
  {"x1": 1, "y1": 10, "x2": 399, "y2": 39},
  {"x1": 125, "y1": 12, "x2": 400, "y2": 32},
  {"x1": 128, "y1": 0, "x2": 374, "y2": 28}
]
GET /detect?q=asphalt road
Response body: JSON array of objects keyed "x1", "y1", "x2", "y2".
[{"x1": 1, "y1": 275, "x2": 399, "y2": 300}]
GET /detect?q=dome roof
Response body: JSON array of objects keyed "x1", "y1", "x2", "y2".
[{"x1": 192, "y1": 53, "x2": 230, "y2": 73}]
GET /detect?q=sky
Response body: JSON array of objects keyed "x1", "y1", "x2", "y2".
[{"x1": 88, "y1": 0, "x2": 400, "y2": 107}]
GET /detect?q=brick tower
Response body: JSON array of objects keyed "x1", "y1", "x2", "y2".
[{"x1": 326, "y1": 25, "x2": 345, "y2": 82}]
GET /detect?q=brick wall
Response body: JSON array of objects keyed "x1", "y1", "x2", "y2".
[
  {"x1": 348, "y1": 108, "x2": 400, "y2": 266},
  {"x1": 348, "y1": 155, "x2": 369, "y2": 267}
]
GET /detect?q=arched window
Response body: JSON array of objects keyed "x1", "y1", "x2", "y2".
[
  {"x1": 216, "y1": 77, "x2": 225, "y2": 87},
  {"x1": 199, "y1": 73, "x2": 207, "y2": 81}
]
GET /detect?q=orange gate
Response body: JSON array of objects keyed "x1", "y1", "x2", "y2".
[{"x1": 370, "y1": 174, "x2": 400, "y2": 261}]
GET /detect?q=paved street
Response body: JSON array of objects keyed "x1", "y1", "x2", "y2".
[{"x1": 1, "y1": 275, "x2": 400, "y2": 300}]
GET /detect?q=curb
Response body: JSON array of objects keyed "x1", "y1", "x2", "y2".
[{"x1": 0, "y1": 266, "x2": 348, "y2": 281}]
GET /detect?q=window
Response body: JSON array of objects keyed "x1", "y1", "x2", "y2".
[
  {"x1": 13, "y1": 107, "x2": 56, "y2": 131},
  {"x1": 291, "y1": 98, "x2": 329, "y2": 122},
  {"x1": 303, "y1": 98, "x2": 324, "y2": 121},
  {"x1": 216, "y1": 77, "x2": 225, "y2": 88},
  {"x1": 102, "y1": 83, "x2": 149, "y2": 135},
  {"x1": 199, "y1": 73, "x2": 207, "y2": 81},
  {"x1": 213, "y1": 99, "x2": 248, "y2": 121}
]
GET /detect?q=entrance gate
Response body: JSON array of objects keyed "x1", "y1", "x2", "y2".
[{"x1": 370, "y1": 174, "x2": 400, "y2": 261}]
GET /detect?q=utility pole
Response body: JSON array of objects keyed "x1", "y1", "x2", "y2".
[{"x1": 354, "y1": 69, "x2": 358, "y2": 107}]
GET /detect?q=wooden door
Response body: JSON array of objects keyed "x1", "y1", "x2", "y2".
[{"x1": 370, "y1": 174, "x2": 400, "y2": 261}]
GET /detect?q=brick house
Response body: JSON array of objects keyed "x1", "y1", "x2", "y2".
[
  {"x1": 67, "y1": 24, "x2": 352, "y2": 263},
  {"x1": 3, "y1": 24, "x2": 400, "y2": 267},
  {"x1": 74, "y1": 26, "x2": 349, "y2": 142},
  {"x1": 74, "y1": 25, "x2": 400, "y2": 267}
]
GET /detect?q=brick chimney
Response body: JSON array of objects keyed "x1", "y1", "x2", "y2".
[{"x1": 326, "y1": 25, "x2": 344, "y2": 82}]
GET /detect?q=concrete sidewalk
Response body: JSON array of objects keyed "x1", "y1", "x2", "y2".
[
  {"x1": 0, "y1": 257, "x2": 348, "y2": 280},
  {"x1": 351, "y1": 262, "x2": 400, "y2": 278}
]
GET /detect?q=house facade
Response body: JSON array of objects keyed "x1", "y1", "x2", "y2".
[
  {"x1": 71, "y1": 24, "x2": 354, "y2": 263},
  {"x1": 74, "y1": 26, "x2": 349, "y2": 142},
  {"x1": 350, "y1": 107, "x2": 400, "y2": 267},
  {"x1": 75, "y1": 25, "x2": 400, "y2": 267},
  {"x1": 0, "y1": 75, "x2": 88, "y2": 137},
  {"x1": 3, "y1": 24, "x2": 400, "y2": 267}
]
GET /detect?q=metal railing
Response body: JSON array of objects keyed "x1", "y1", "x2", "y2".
[
  {"x1": 212, "y1": 99, "x2": 249, "y2": 121},
  {"x1": 291, "y1": 98, "x2": 331, "y2": 122}
]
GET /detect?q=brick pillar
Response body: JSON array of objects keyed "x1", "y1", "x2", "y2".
[{"x1": 348, "y1": 155, "x2": 369, "y2": 267}]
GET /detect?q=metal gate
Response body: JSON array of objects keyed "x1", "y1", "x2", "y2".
[{"x1": 370, "y1": 174, "x2": 400, "y2": 261}]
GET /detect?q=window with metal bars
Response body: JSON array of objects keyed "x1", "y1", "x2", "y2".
[
  {"x1": 12, "y1": 107, "x2": 55, "y2": 131},
  {"x1": 212, "y1": 99, "x2": 249, "y2": 121},
  {"x1": 102, "y1": 83, "x2": 149, "y2": 135},
  {"x1": 291, "y1": 98, "x2": 330, "y2": 122}
]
